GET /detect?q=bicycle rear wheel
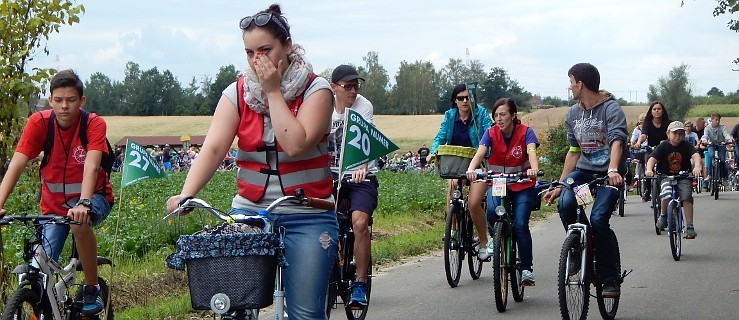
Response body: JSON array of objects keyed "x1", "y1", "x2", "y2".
[
  {"x1": 443, "y1": 205, "x2": 463, "y2": 288},
  {"x1": 558, "y1": 233, "x2": 589, "y2": 320},
  {"x1": 596, "y1": 234, "x2": 621, "y2": 320},
  {"x1": 668, "y1": 202, "x2": 682, "y2": 261},
  {"x1": 1, "y1": 287, "x2": 51, "y2": 320},
  {"x1": 492, "y1": 222, "x2": 509, "y2": 312},
  {"x1": 467, "y1": 209, "x2": 483, "y2": 280}
]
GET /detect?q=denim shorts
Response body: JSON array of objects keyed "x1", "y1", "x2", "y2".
[{"x1": 41, "y1": 193, "x2": 112, "y2": 261}]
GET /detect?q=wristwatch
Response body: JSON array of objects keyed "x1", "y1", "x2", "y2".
[{"x1": 75, "y1": 198, "x2": 92, "y2": 208}]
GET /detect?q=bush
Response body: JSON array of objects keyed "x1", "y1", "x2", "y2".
[{"x1": 540, "y1": 121, "x2": 568, "y2": 180}]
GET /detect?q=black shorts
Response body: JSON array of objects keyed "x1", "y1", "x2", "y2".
[{"x1": 333, "y1": 175, "x2": 379, "y2": 216}]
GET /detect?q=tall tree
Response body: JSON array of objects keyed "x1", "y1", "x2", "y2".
[
  {"x1": 84, "y1": 72, "x2": 115, "y2": 115},
  {"x1": 391, "y1": 60, "x2": 439, "y2": 115},
  {"x1": 647, "y1": 64, "x2": 693, "y2": 121},
  {"x1": 0, "y1": 0, "x2": 84, "y2": 174},
  {"x1": 202, "y1": 65, "x2": 240, "y2": 115},
  {"x1": 479, "y1": 67, "x2": 532, "y2": 111},
  {"x1": 360, "y1": 51, "x2": 390, "y2": 114},
  {"x1": 707, "y1": 86, "x2": 725, "y2": 97}
]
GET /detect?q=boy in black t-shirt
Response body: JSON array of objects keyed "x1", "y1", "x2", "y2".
[{"x1": 645, "y1": 121, "x2": 703, "y2": 239}]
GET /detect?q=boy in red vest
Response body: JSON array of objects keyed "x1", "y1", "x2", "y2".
[{"x1": 0, "y1": 70, "x2": 113, "y2": 316}]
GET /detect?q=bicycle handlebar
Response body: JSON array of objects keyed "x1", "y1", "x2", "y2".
[
  {"x1": 164, "y1": 193, "x2": 336, "y2": 222},
  {"x1": 0, "y1": 214, "x2": 75, "y2": 226},
  {"x1": 474, "y1": 170, "x2": 545, "y2": 182},
  {"x1": 538, "y1": 175, "x2": 613, "y2": 196}
]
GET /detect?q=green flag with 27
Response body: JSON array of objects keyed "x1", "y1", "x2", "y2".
[{"x1": 121, "y1": 139, "x2": 168, "y2": 188}]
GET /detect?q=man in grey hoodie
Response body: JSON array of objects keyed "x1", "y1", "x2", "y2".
[{"x1": 543, "y1": 63, "x2": 627, "y2": 298}]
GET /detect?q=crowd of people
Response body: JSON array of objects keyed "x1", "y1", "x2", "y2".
[{"x1": 2, "y1": 3, "x2": 739, "y2": 318}]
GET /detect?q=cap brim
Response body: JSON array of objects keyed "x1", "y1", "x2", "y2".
[
  {"x1": 337, "y1": 75, "x2": 365, "y2": 82},
  {"x1": 669, "y1": 128, "x2": 685, "y2": 132}
]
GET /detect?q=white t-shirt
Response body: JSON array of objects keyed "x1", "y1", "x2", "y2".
[{"x1": 328, "y1": 94, "x2": 377, "y2": 174}]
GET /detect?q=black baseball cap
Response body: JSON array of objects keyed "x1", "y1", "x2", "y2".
[{"x1": 331, "y1": 65, "x2": 365, "y2": 83}]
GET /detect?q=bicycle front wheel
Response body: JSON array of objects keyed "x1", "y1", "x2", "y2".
[
  {"x1": 712, "y1": 164, "x2": 720, "y2": 200},
  {"x1": 74, "y1": 277, "x2": 114, "y2": 320},
  {"x1": 492, "y1": 222, "x2": 509, "y2": 312},
  {"x1": 443, "y1": 205, "x2": 463, "y2": 288},
  {"x1": 467, "y1": 209, "x2": 483, "y2": 280},
  {"x1": 558, "y1": 233, "x2": 589, "y2": 320},
  {"x1": 510, "y1": 240, "x2": 525, "y2": 303},
  {"x1": 668, "y1": 202, "x2": 682, "y2": 261},
  {"x1": 652, "y1": 179, "x2": 661, "y2": 235},
  {"x1": 618, "y1": 185, "x2": 625, "y2": 217},
  {"x1": 345, "y1": 259, "x2": 371, "y2": 320},
  {"x1": 1, "y1": 287, "x2": 50, "y2": 320}
]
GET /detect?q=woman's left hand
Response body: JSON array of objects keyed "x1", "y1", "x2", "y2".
[{"x1": 254, "y1": 52, "x2": 282, "y2": 94}]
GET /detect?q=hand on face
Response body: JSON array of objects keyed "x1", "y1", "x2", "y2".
[{"x1": 254, "y1": 51, "x2": 283, "y2": 94}]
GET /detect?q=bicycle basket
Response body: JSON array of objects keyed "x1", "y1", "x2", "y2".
[
  {"x1": 166, "y1": 228, "x2": 280, "y2": 310},
  {"x1": 435, "y1": 145, "x2": 477, "y2": 179}
]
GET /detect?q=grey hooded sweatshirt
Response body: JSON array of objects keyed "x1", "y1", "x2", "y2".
[{"x1": 564, "y1": 91, "x2": 628, "y2": 173}]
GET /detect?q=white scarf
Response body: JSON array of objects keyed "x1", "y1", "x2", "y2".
[{"x1": 243, "y1": 45, "x2": 313, "y2": 115}]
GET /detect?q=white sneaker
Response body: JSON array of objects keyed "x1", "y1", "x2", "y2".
[{"x1": 521, "y1": 270, "x2": 536, "y2": 286}]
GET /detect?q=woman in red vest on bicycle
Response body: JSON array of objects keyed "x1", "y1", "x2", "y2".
[{"x1": 466, "y1": 98, "x2": 541, "y2": 286}]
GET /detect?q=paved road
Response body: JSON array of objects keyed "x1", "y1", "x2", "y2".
[{"x1": 363, "y1": 190, "x2": 739, "y2": 319}]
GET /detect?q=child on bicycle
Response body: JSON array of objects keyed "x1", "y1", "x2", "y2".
[
  {"x1": 465, "y1": 98, "x2": 540, "y2": 285},
  {"x1": 647, "y1": 121, "x2": 703, "y2": 239},
  {"x1": 700, "y1": 113, "x2": 735, "y2": 187},
  {"x1": 0, "y1": 70, "x2": 113, "y2": 316}
]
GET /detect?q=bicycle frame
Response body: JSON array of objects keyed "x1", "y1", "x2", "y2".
[{"x1": 1, "y1": 215, "x2": 111, "y2": 320}]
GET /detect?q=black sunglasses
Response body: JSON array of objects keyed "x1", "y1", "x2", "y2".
[
  {"x1": 455, "y1": 95, "x2": 469, "y2": 102},
  {"x1": 239, "y1": 12, "x2": 288, "y2": 34},
  {"x1": 335, "y1": 83, "x2": 361, "y2": 91}
]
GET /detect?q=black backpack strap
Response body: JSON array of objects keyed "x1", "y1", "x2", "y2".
[
  {"x1": 78, "y1": 110, "x2": 90, "y2": 148},
  {"x1": 40, "y1": 111, "x2": 57, "y2": 170}
]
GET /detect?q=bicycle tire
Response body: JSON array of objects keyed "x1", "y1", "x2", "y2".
[
  {"x1": 326, "y1": 260, "x2": 339, "y2": 318},
  {"x1": 467, "y1": 209, "x2": 483, "y2": 280},
  {"x1": 345, "y1": 258, "x2": 371, "y2": 320},
  {"x1": 668, "y1": 202, "x2": 682, "y2": 261},
  {"x1": 443, "y1": 205, "x2": 463, "y2": 288},
  {"x1": 596, "y1": 234, "x2": 621, "y2": 320},
  {"x1": 558, "y1": 233, "x2": 589, "y2": 320},
  {"x1": 652, "y1": 179, "x2": 661, "y2": 235},
  {"x1": 1, "y1": 287, "x2": 51, "y2": 320},
  {"x1": 712, "y1": 163, "x2": 720, "y2": 200},
  {"x1": 492, "y1": 222, "x2": 509, "y2": 312},
  {"x1": 73, "y1": 277, "x2": 114, "y2": 320},
  {"x1": 618, "y1": 185, "x2": 625, "y2": 217},
  {"x1": 510, "y1": 241, "x2": 525, "y2": 303}
]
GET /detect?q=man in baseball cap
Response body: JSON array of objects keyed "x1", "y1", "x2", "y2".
[{"x1": 328, "y1": 64, "x2": 376, "y2": 307}]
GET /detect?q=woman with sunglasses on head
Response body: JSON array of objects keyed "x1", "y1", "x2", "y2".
[
  {"x1": 428, "y1": 83, "x2": 493, "y2": 260},
  {"x1": 165, "y1": 4, "x2": 336, "y2": 319},
  {"x1": 634, "y1": 101, "x2": 671, "y2": 202}
]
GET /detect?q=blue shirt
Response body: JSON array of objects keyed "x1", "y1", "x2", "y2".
[{"x1": 451, "y1": 114, "x2": 474, "y2": 147}]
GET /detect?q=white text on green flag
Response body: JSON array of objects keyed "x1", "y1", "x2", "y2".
[
  {"x1": 340, "y1": 108, "x2": 400, "y2": 171},
  {"x1": 121, "y1": 139, "x2": 168, "y2": 188}
]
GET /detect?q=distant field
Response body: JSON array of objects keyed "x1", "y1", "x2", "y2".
[{"x1": 103, "y1": 104, "x2": 739, "y2": 153}]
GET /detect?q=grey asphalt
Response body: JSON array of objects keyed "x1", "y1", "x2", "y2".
[{"x1": 363, "y1": 190, "x2": 739, "y2": 319}]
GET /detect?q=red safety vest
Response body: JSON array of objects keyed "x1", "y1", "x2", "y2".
[
  {"x1": 487, "y1": 124, "x2": 535, "y2": 192},
  {"x1": 38, "y1": 110, "x2": 114, "y2": 215},
  {"x1": 234, "y1": 74, "x2": 332, "y2": 202}
]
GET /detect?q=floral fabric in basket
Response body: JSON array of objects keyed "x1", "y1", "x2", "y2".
[{"x1": 166, "y1": 223, "x2": 285, "y2": 270}]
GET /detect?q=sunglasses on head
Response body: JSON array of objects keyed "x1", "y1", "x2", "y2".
[
  {"x1": 335, "y1": 83, "x2": 360, "y2": 91},
  {"x1": 240, "y1": 12, "x2": 288, "y2": 34},
  {"x1": 455, "y1": 95, "x2": 469, "y2": 102}
]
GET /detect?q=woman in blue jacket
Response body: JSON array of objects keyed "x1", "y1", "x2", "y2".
[{"x1": 428, "y1": 83, "x2": 493, "y2": 259}]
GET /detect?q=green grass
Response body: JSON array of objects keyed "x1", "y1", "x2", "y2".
[{"x1": 686, "y1": 104, "x2": 739, "y2": 117}]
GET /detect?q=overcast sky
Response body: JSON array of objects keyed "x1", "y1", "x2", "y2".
[{"x1": 29, "y1": 0, "x2": 739, "y2": 102}]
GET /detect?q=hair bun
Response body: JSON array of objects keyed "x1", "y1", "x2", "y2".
[{"x1": 267, "y1": 4, "x2": 282, "y2": 15}]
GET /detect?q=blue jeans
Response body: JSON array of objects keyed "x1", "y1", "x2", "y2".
[
  {"x1": 487, "y1": 187, "x2": 536, "y2": 271},
  {"x1": 229, "y1": 208, "x2": 338, "y2": 320},
  {"x1": 707, "y1": 145, "x2": 729, "y2": 179},
  {"x1": 42, "y1": 193, "x2": 111, "y2": 262},
  {"x1": 557, "y1": 170, "x2": 620, "y2": 282}
]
